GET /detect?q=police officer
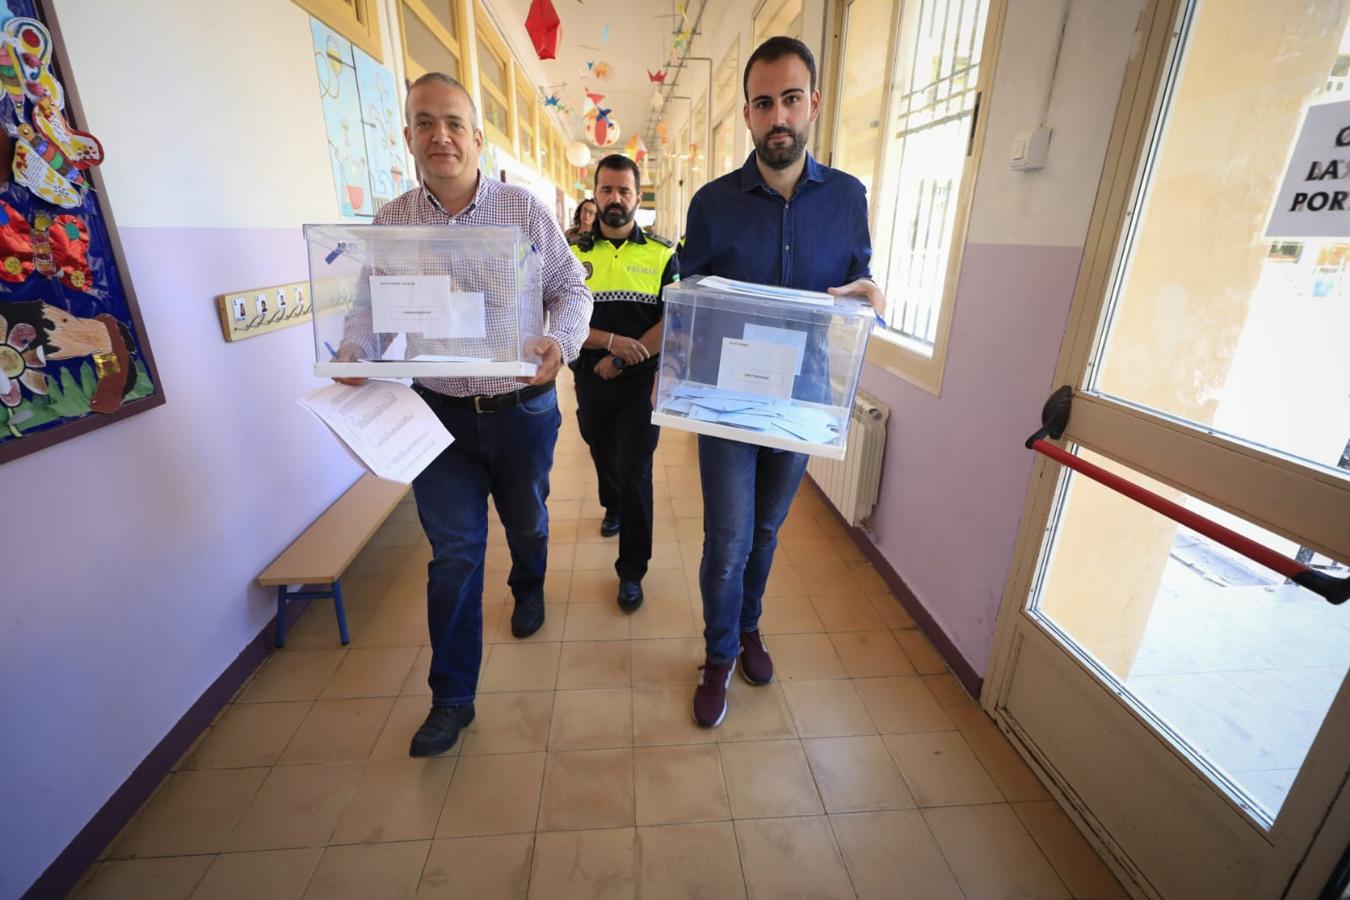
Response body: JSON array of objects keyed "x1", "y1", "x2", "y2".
[{"x1": 570, "y1": 153, "x2": 678, "y2": 612}]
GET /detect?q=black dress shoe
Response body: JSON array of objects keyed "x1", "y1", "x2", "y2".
[
  {"x1": 600, "y1": 514, "x2": 621, "y2": 537},
  {"x1": 511, "y1": 594, "x2": 545, "y2": 638},
  {"x1": 617, "y1": 579, "x2": 644, "y2": 612},
  {"x1": 409, "y1": 704, "x2": 475, "y2": 757}
]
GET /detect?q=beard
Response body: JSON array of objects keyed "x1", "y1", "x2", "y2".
[
  {"x1": 754, "y1": 125, "x2": 808, "y2": 170},
  {"x1": 601, "y1": 203, "x2": 635, "y2": 228}
]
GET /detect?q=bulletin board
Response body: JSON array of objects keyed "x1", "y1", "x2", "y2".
[{"x1": 0, "y1": 0, "x2": 163, "y2": 464}]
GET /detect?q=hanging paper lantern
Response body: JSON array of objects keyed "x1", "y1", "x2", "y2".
[
  {"x1": 592, "y1": 113, "x2": 620, "y2": 147},
  {"x1": 566, "y1": 141, "x2": 592, "y2": 167},
  {"x1": 525, "y1": 0, "x2": 562, "y2": 60}
]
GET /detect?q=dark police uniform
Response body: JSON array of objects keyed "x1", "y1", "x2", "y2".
[{"x1": 569, "y1": 224, "x2": 678, "y2": 585}]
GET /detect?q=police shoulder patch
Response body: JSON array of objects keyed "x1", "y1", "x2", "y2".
[
  {"x1": 646, "y1": 232, "x2": 675, "y2": 248},
  {"x1": 582, "y1": 261, "x2": 594, "y2": 279}
]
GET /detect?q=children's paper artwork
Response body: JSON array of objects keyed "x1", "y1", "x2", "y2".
[
  {"x1": 0, "y1": 0, "x2": 163, "y2": 463},
  {"x1": 311, "y1": 18, "x2": 373, "y2": 219},
  {"x1": 0, "y1": 13, "x2": 102, "y2": 208},
  {"x1": 309, "y1": 18, "x2": 409, "y2": 220},
  {"x1": 353, "y1": 48, "x2": 410, "y2": 210}
]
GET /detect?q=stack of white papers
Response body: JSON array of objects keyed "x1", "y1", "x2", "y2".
[
  {"x1": 300, "y1": 381, "x2": 453, "y2": 484},
  {"x1": 665, "y1": 384, "x2": 842, "y2": 445}
]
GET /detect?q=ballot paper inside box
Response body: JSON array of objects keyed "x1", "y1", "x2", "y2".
[
  {"x1": 304, "y1": 223, "x2": 544, "y2": 379},
  {"x1": 652, "y1": 275, "x2": 874, "y2": 460}
]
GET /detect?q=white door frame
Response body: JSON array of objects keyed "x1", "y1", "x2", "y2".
[{"x1": 983, "y1": 0, "x2": 1350, "y2": 896}]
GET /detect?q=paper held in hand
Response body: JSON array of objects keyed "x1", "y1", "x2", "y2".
[{"x1": 299, "y1": 381, "x2": 452, "y2": 484}]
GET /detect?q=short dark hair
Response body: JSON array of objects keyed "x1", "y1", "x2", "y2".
[
  {"x1": 743, "y1": 36, "x2": 817, "y2": 101},
  {"x1": 594, "y1": 153, "x2": 641, "y2": 192}
]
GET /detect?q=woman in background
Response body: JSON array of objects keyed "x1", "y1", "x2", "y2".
[{"x1": 565, "y1": 198, "x2": 597, "y2": 240}]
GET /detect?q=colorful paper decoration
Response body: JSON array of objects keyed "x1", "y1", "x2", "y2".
[
  {"x1": 600, "y1": 24, "x2": 610, "y2": 44},
  {"x1": 593, "y1": 61, "x2": 611, "y2": 80},
  {"x1": 646, "y1": 69, "x2": 666, "y2": 84},
  {"x1": 525, "y1": 0, "x2": 562, "y2": 60},
  {"x1": 0, "y1": 16, "x2": 103, "y2": 208},
  {"x1": 0, "y1": 0, "x2": 164, "y2": 460},
  {"x1": 592, "y1": 111, "x2": 619, "y2": 146},
  {"x1": 623, "y1": 134, "x2": 648, "y2": 164}
]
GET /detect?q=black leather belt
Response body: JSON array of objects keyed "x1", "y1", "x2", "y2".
[{"x1": 416, "y1": 381, "x2": 555, "y2": 413}]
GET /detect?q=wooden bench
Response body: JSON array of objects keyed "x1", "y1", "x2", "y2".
[{"x1": 258, "y1": 474, "x2": 409, "y2": 647}]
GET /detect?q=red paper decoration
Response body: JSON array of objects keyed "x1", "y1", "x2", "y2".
[{"x1": 525, "y1": 0, "x2": 561, "y2": 60}]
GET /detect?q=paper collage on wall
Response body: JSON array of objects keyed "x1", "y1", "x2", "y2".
[
  {"x1": 311, "y1": 18, "x2": 410, "y2": 220},
  {"x1": 0, "y1": 0, "x2": 163, "y2": 463}
]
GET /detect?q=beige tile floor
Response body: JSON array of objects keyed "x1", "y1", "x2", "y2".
[{"x1": 74, "y1": 376, "x2": 1127, "y2": 900}]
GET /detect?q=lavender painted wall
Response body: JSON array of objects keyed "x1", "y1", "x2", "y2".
[
  {"x1": 847, "y1": 0, "x2": 1144, "y2": 679},
  {"x1": 0, "y1": 227, "x2": 360, "y2": 898},
  {"x1": 860, "y1": 242, "x2": 1083, "y2": 675}
]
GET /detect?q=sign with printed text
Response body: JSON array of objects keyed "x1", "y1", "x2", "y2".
[
  {"x1": 716, "y1": 338, "x2": 797, "y2": 399},
  {"x1": 1267, "y1": 99, "x2": 1350, "y2": 238},
  {"x1": 370, "y1": 275, "x2": 486, "y2": 338}
]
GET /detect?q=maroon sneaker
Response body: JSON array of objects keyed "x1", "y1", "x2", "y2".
[
  {"x1": 693, "y1": 659, "x2": 735, "y2": 727},
  {"x1": 739, "y1": 629, "x2": 774, "y2": 685}
]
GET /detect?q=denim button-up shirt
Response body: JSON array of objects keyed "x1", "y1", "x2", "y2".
[{"x1": 679, "y1": 151, "x2": 873, "y2": 290}]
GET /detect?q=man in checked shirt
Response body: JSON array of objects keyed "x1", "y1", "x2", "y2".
[{"x1": 334, "y1": 73, "x2": 591, "y2": 757}]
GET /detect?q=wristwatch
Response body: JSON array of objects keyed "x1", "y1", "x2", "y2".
[{"x1": 611, "y1": 355, "x2": 626, "y2": 370}]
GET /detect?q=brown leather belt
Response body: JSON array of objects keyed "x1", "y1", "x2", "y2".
[{"x1": 415, "y1": 381, "x2": 555, "y2": 413}]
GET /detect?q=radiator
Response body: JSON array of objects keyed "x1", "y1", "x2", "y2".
[{"x1": 807, "y1": 389, "x2": 890, "y2": 527}]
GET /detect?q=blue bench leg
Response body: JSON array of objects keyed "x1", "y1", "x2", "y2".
[
  {"x1": 332, "y1": 579, "x2": 351, "y2": 645},
  {"x1": 275, "y1": 585, "x2": 288, "y2": 648}
]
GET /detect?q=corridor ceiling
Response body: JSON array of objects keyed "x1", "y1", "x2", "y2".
[{"x1": 483, "y1": 0, "x2": 707, "y2": 159}]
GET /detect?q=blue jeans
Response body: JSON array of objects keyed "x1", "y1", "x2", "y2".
[
  {"x1": 697, "y1": 434, "x2": 809, "y2": 665},
  {"x1": 411, "y1": 386, "x2": 561, "y2": 706}
]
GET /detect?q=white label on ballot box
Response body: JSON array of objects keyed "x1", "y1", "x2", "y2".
[
  {"x1": 370, "y1": 275, "x2": 486, "y2": 338},
  {"x1": 717, "y1": 337, "x2": 797, "y2": 399},
  {"x1": 742, "y1": 323, "x2": 806, "y2": 376}
]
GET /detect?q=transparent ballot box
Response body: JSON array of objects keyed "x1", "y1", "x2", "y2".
[
  {"x1": 304, "y1": 223, "x2": 543, "y2": 379},
  {"x1": 652, "y1": 276, "x2": 874, "y2": 460}
]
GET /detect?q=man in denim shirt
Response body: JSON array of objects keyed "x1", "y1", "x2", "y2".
[{"x1": 679, "y1": 37, "x2": 886, "y2": 727}]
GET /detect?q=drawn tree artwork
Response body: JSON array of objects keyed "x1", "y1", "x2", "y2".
[{"x1": 0, "y1": 0, "x2": 163, "y2": 464}]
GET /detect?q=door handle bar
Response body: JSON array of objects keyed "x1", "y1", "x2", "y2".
[{"x1": 1025, "y1": 386, "x2": 1349, "y2": 605}]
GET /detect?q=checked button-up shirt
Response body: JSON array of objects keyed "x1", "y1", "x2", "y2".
[{"x1": 346, "y1": 175, "x2": 592, "y2": 398}]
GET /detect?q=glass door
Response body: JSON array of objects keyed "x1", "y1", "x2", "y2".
[{"x1": 988, "y1": 1, "x2": 1350, "y2": 897}]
